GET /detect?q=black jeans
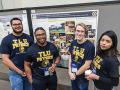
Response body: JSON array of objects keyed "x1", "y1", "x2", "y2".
[{"x1": 32, "y1": 75, "x2": 57, "y2": 90}]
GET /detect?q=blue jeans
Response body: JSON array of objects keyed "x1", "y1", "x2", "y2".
[
  {"x1": 8, "y1": 70, "x2": 32, "y2": 90},
  {"x1": 71, "y1": 77, "x2": 89, "y2": 90},
  {"x1": 32, "y1": 74, "x2": 57, "y2": 90}
]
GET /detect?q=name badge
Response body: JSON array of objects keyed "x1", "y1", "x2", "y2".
[
  {"x1": 44, "y1": 68, "x2": 49, "y2": 76},
  {"x1": 92, "y1": 67, "x2": 96, "y2": 74},
  {"x1": 71, "y1": 63, "x2": 77, "y2": 73}
]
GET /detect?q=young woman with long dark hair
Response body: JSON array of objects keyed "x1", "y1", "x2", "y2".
[{"x1": 86, "y1": 30, "x2": 120, "y2": 90}]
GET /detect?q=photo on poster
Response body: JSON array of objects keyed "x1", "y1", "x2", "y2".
[
  {"x1": 50, "y1": 33, "x2": 59, "y2": 41},
  {"x1": 65, "y1": 21, "x2": 75, "y2": 34}
]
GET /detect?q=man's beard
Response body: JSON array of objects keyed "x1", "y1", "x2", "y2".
[
  {"x1": 13, "y1": 28, "x2": 23, "y2": 34},
  {"x1": 37, "y1": 38, "x2": 47, "y2": 46}
]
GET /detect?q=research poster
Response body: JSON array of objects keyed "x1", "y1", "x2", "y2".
[
  {"x1": 0, "y1": 14, "x2": 29, "y2": 44},
  {"x1": 31, "y1": 10, "x2": 99, "y2": 67}
]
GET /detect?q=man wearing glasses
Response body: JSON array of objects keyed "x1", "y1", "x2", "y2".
[{"x1": 1, "y1": 17, "x2": 33, "y2": 90}]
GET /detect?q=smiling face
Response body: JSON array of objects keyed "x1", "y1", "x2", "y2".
[
  {"x1": 35, "y1": 29, "x2": 47, "y2": 45},
  {"x1": 100, "y1": 35, "x2": 113, "y2": 50},
  {"x1": 75, "y1": 25, "x2": 86, "y2": 41},
  {"x1": 11, "y1": 20, "x2": 23, "y2": 34}
]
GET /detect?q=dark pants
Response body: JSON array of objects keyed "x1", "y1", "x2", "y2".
[
  {"x1": 71, "y1": 77, "x2": 89, "y2": 90},
  {"x1": 95, "y1": 87, "x2": 113, "y2": 90},
  {"x1": 32, "y1": 75, "x2": 57, "y2": 90}
]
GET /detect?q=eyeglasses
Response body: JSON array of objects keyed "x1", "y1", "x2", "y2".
[
  {"x1": 35, "y1": 33, "x2": 46, "y2": 37},
  {"x1": 12, "y1": 23, "x2": 22, "y2": 26}
]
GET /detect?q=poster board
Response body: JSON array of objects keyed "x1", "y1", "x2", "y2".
[{"x1": 31, "y1": 10, "x2": 99, "y2": 67}]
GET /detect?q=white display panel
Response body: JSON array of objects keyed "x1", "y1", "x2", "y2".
[{"x1": 31, "y1": 10, "x2": 99, "y2": 67}]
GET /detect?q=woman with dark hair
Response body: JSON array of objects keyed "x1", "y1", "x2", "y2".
[{"x1": 86, "y1": 30, "x2": 120, "y2": 90}]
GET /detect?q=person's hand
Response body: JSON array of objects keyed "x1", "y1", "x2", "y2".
[
  {"x1": 18, "y1": 70, "x2": 26, "y2": 77},
  {"x1": 48, "y1": 63, "x2": 56, "y2": 73},
  {"x1": 85, "y1": 75, "x2": 92, "y2": 80},
  {"x1": 86, "y1": 73, "x2": 99, "y2": 80},
  {"x1": 68, "y1": 72, "x2": 76, "y2": 80},
  {"x1": 22, "y1": 72, "x2": 26, "y2": 77}
]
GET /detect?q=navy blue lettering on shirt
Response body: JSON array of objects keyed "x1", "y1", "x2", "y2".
[
  {"x1": 69, "y1": 40, "x2": 95, "y2": 69},
  {"x1": 25, "y1": 42, "x2": 59, "y2": 76},
  {"x1": 0, "y1": 33, "x2": 33, "y2": 70}
]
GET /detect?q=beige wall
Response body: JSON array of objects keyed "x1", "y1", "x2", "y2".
[
  {"x1": 1, "y1": 0, "x2": 116, "y2": 9},
  {"x1": 1, "y1": 0, "x2": 22, "y2": 9},
  {"x1": 0, "y1": 0, "x2": 3, "y2": 10}
]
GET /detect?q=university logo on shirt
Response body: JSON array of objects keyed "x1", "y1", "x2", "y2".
[
  {"x1": 73, "y1": 46, "x2": 85, "y2": 62},
  {"x1": 37, "y1": 50, "x2": 53, "y2": 67},
  {"x1": 93, "y1": 55, "x2": 103, "y2": 69},
  {"x1": 12, "y1": 39, "x2": 29, "y2": 53}
]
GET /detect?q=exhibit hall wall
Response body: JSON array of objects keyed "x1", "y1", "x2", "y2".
[
  {"x1": 0, "y1": 2, "x2": 120, "y2": 90},
  {"x1": 0, "y1": 0, "x2": 117, "y2": 9},
  {"x1": 30, "y1": 3, "x2": 120, "y2": 51},
  {"x1": 0, "y1": 0, "x2": 3, "y2": 10}
]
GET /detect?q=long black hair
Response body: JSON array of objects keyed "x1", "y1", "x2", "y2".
[{"x1": 97, "y1": 30, "x2": 120, "y2": 57}]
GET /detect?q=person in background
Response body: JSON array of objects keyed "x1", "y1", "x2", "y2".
[
  {"x1": 24, "y1": 27, "x2": 60, "y2": 90},
  {"x1": 86, "y1": 30, "x2": 120, "y2": 90},
  {"x1": 68, "y1": 23, "x2": 95, "y2": 90},
  {"x1": 0, "y1": 17, "x2": 33, "y2": 90}
]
